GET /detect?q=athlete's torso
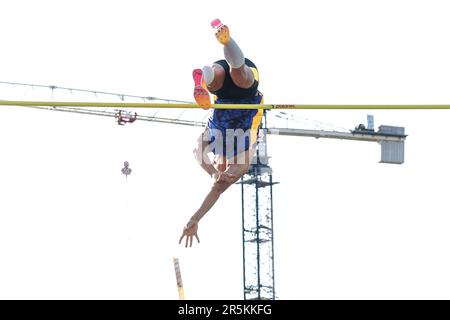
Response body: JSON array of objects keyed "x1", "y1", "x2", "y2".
[{"x1": 208, "y1": 58, "x2": 262, "y2": 130}]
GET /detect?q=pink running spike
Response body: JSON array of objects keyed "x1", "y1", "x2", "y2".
[
  {"x1": 210, "y1": 18, "x2": 230, "y2": 45},
  {"x1": 210, "y1": 19, "x2": 223, "y2": 28},
  {"x1": 192, "y1": 69, "x2": 211, "y2": 110},
  {"x1": 192, "y1": 68, "x2": 203, "y2": 86}
]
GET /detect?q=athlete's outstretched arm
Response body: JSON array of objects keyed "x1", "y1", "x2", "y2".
[{"x1": 179, "y1": 157, "x2": 250, "y2": 247}]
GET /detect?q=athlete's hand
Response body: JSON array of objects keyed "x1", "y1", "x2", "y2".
[
  {"x1": 179, "y1": 220, "x2": 200, "y2": 248},
  {"x1": 212, "y1": 171, "x2": 237, "y2": 183}
]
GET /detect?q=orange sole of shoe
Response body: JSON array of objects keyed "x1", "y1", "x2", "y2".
[
  {"x1": 194, "y1": 86, "x2": 211, "y2": 110},
  {"x1": 214, "y1": 24, "x2": 230, "y2": 45}
]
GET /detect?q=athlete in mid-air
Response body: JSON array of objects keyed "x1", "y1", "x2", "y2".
[{"x1": 179, "y1": 19, "x2": 263, "y2": 247}]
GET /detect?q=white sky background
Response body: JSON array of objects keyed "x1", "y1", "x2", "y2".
[{"x1": 1, "y1": 0, "x2": 450, "y2": 299}]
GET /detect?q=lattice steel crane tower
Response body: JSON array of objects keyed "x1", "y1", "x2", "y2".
[
  {"x1": 238, "y1": 114, "x2": 277, "y2": 300},
  {"x1": 238, "y1": 113, "x2": 406, "y2": 300}
]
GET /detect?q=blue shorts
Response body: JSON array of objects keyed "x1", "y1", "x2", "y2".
[{"x1": 207, "y1": 94, "x2": 263, "y2": 158}]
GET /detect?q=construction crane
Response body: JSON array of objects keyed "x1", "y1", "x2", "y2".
[
  {"x1": 0, "y1": 81, "x2": 407, "y2": 300},
  {"x1": 239, "y1": 113, "x2": 405, "y2": 300}
]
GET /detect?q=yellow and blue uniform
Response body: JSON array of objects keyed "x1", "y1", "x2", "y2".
[{"x1": 207, "y1": 58, "x2": 263, "y2": 158}]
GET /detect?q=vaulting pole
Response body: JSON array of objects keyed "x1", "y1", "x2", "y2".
[{"x1": 173, "y1": 257, "x2": 185, "y2": 300}]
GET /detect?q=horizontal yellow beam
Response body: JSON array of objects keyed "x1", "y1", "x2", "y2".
[{"x1": 1, "y1": 100, "x2": 450, "y2": 109}]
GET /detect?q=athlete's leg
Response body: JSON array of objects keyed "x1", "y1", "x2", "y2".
[
  {"x1": 229, "y1": 64, "x2": 255, "y2": 89},
  {"x1": 203, "y1": 64, "x2": 226, "y2": 92},
  {"x1": 193, "y1": 64, "x2": 227, "y2": 108},
  {"x1": 211, "y1": 19, "x2": 255, "y2": 89}
]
